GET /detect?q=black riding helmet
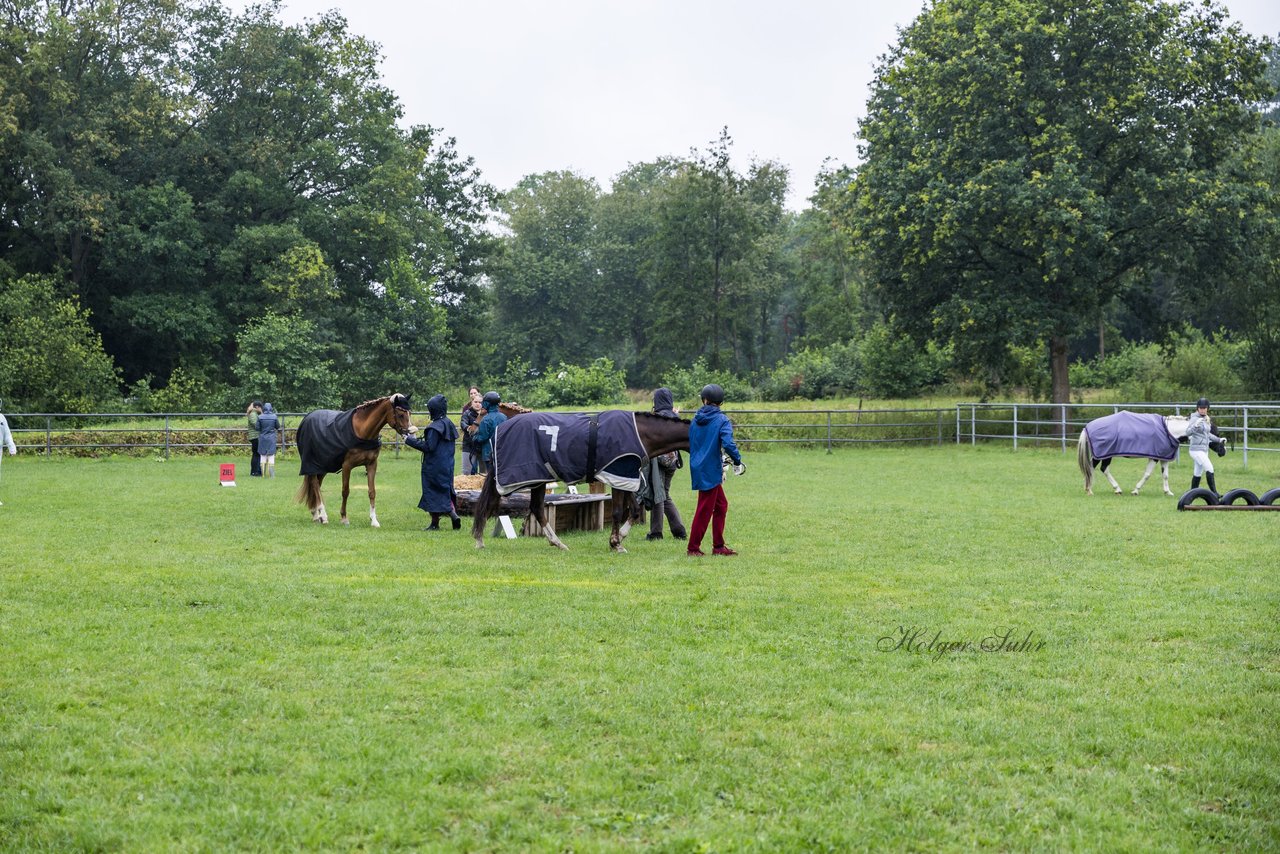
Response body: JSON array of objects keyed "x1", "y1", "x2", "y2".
[
  {"x1": 1196, "y1": 397, "x2": 1210, "y2": 409},
  {"x1": 482, "y1": 391, "x2": 502, "y2": 409},
  {"x1": 700, "y1": 384, "x2": 725, "y2": 405}
]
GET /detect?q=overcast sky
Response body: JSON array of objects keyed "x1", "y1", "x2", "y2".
[{"x1": 240, "y1": 0, "x2": 1280, "y2": 209}]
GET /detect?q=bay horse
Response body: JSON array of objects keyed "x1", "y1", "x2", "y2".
[
  {"x1": 471, "y1": 411, "x2": 690, "y2": 552},
  {"x1": 1077, "y1": 412, "x2": 1189, "y2": 496},
  {"x1": 295, "y1": 393, "x2": 415, "y2": 526}
]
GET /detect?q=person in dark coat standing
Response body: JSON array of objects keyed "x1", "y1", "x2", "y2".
[
  {"x1": 256, "y1": 402, "x2": 281, "y2": 478},
  {"x1": 246, "y1": 401, "x2": 263, "y2": 476},
  {"x1": 405, "y1": 394, "x2": 461, "y2": 530},
  {"x1": 645, "y1": 387, "x2": 687, "y2": 541}
]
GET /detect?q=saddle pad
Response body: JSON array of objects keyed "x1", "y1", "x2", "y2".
[
  {"x1": 1085, "y1": 411, "x2": 1180, "y2": 462},
  {"x1": 493, "y1": 410, "x2": 646, "y2": 495},
  {"x1": 297, "y1": 408, "x2": 380, "y2": 475}
]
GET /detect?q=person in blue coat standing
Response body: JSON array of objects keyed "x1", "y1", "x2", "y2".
[
  {"x1": 405, "y1": 394, "x2": 461, "y2": 530},
  {"x1": 469, "y1": 391, "x2": 507, "y2": 474},
  {"x1": 686, "y1": 384, "x2": 745, "y2": 557}
]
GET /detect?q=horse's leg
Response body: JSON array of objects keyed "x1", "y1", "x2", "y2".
[
  {"x1": 315, "y1": 475, "x2": 328, "y2": 524},
  {"x1": 530, "y1": 484, "x2": 567, "y2": 550},
  {"x1": 1132, "y1": 459, "x2": 1157, "y2": 495},
  {"x1": 340, "y1": 464, "x2": 352, "y2": 526},
  {"x1": 367, "y1": 458, "x2": 379, "y2": 528},
  {"x1": 609, "y1": 490, "x2": 634, "y2": 553},
  {"x1": 1100, "y1": 459, "x2": 1122, "y2": 494},
  {"x1": 1161, "y1": 461, "x2": 1174, "y2": 496}
]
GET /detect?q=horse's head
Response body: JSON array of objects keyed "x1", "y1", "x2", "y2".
[
  {"x1": 636, "y1": 411, "x2": 691, "y2": 456},
  {"x1": 389, "y1": 393, "x2": 414, "y2": 435}
]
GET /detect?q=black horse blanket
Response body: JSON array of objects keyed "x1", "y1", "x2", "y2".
[
  {"x1": 493, "y1": 411, "x2": 646, "y2": 495},
  {"x1": 297, "y1": 408, "x2": 380, "y2": 476},
  {"x1": 1085, "y1": 411, "x2": 1180, "y2": 461}
]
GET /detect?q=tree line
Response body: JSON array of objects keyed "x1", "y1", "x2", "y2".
[{"x1": 1, "y1": 0, "x2": 1277, "y2": 413}]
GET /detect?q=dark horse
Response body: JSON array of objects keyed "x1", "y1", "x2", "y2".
[
  {"x1": 472, "y1": 411, "x2": 690, "y2": 552},
  {"x1": 295, "y1": 393, "x2": 414, "y2": 526}
]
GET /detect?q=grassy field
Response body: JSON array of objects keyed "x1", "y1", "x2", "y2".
[{"x1": 1, "y1": 447, "x2": 1277, "y2": 851}]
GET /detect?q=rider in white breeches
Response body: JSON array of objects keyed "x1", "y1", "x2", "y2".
[{"x1": 1185, "y1": 397, "x2": 1221, "y2": 495}]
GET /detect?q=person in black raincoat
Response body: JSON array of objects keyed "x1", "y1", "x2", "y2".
[
  {"x1": 644, "y1": 387, "x2": 687, "y2": 541},
  {"x1": 405, "y1": 394, "x2": 461, "y2": 530}
]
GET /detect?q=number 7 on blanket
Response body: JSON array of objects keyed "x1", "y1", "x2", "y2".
[{"x1": 538, "y1": 425, "x2": 560, "y2": 451}]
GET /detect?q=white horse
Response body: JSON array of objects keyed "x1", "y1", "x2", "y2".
[{"x1": 1077, "y1": 414, "x2": 1189, "y2": 496}]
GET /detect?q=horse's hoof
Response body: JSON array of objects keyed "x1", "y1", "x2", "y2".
[
  {"x1": 371, "y1": 521, "x2": 380, "y2": 528},
  {"x1": 474, "y1": 541, "x2": 485, "y2": 549},
  {"x1": 1130, "y1": 490, "x2": 1140, "y2": 496},
  {"x1": 341, "y1": 518, "x2": 350, "y2": 526},
  {"x1": 613, "y1": 547, "x2": 628, "y2": 554}
]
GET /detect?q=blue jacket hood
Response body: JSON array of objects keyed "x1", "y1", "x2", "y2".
[{"x1": 694, "y1": 404, "x2": 721, "y2": 425}]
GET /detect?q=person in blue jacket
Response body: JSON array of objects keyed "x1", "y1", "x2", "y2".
[
  {"x1": 469, "y1": 391, "x2": 507, "y2": 474},
  {"x1": 687, "y1": 384, "x2": 745, "y2": 557},
  {"x1": 405, "y1": 394, "x2": 461, "y2": 530}
]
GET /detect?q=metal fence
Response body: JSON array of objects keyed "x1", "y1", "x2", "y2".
[
  {"x1": 3, "y1": 403, "x2": 1277, "y2": 465},
  {"x1": 955, "y1": 401, "x2": 1280, "y2": 467}
]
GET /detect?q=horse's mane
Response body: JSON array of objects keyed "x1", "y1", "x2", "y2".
[
  {"x1": 636, "y1": 410, "x2": 691, "y2": 425},
  {"x1": 354, "y1": 393, "x2": 406, "y2": 412}
]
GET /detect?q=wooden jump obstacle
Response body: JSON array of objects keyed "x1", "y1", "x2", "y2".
[{"x1": 453, "y1": 488, "x2": 610, "y2": 536}]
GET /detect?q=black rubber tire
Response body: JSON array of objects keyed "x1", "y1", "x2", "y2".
[
  {"x1": 1177, "y1": 488, "x2": 1219, "y2": 510},
  {"x1": 1257, "y1": 488, "x2": 1280, "y2": 506},
  {"x1": 1219, "y1": 488, "x2": 1260, "y2": 506}
]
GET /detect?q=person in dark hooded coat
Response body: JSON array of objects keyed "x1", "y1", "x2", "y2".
[
  {"x1": 644, "y1": 387, "x2": 687, "y2": 541},
  {"x1": 405, "y1": 394, "x2": 461, "y2": 530}
]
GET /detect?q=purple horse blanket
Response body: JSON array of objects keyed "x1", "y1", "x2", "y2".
[
  {"x1": 492, "y1": 410, "x2": 646, "y2": 495},
  {"x1": 1085, "y1": 411, "x2": 1180, "y2": 462},
  {"x1": 296, "y1": 408, "x2": 380, "y2": 476}
]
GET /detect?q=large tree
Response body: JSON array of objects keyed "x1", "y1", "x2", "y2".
[{"x1": 853, "y1": 0, "x2": 1272, "y2": 403}]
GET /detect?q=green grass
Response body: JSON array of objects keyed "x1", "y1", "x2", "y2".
[{"x1": 1, "y1": 448, "x2": 1278, "y2": 851}]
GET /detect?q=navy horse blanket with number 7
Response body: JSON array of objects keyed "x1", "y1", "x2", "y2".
[
  {"x1": 1084, "y1": 411, "x2": 1180, "y2": 461},
  {"x1": 296, "y1": 408, "x2": 380, "y2": 476},
  {"x1": 492, "y1": 410, "x2": 646, "y2": 495}
]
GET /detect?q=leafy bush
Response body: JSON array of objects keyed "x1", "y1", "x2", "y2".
[
  {"x1": 530, "y1": 358, "x2": 628, "y2": 408},
  {"x1": 758, "y1": 343, "x2": 862, "y2": 401},
  {"x1": 659, "y1": 358, "x2": 755, "y2": 407},
  {"x1": 859, "y1": 322, "x2": 945, "y2": 398},
  {"x1": 128, "y1": 366, "x2": 210, "y2": 413},
  {"x1": 231, "y1": 312, "x2": 337, "y2": 411},
  {"x1": 0, "y1": 274, "x2": 122, "y2": 412}
]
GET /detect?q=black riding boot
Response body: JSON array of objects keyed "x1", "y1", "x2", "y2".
[
  {"x1": 1205, "y1": 472, "x2": 1218, "y2": 495},
  {"x1": 1191, "y1": 475, "x2": 1201, "y2": 490}
]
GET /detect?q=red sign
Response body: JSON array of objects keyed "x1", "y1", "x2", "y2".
[{"x1": 219, "y1": 463, "x2": 236, "y2": 486}]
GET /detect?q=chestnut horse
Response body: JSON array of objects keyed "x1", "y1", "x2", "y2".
[
  {"x1": 295, "y1": 393, "x2": 415, "y2": 526},
  {"x1": 471, "y1": 411, "x2": 690, "y2": 552}
]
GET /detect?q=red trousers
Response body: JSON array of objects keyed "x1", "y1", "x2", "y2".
[{"x1": 688, "y1": 485, "x2": 728, "y2": 551}]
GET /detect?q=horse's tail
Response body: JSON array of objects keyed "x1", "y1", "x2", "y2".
[
  {"x1": 471, "y1": 470, "x2": 501, "y2": 539},
  {"x1": 296, "y1": 475, "x2": 321, "y2": 510},
  {"x1": 1077, "y1": 429, "x2": 1093, "y2": 493}
]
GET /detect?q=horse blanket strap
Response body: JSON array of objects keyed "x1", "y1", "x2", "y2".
[
  {"x1": 1085, "y1": 411, "x2": 1180, "y2": 462},
  {"x1": 297, "y1": 408, "x2": 381, "y2": 476},
  {"x1": 586, "y1": 415, "x2": 599, "y2": 482},
  {"x1": 492, "y1": 410, "x2": 646, "y2": 496}
]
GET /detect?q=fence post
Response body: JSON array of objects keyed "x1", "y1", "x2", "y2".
[
  {"x1": 46, "y1": 416, "x2": 52, "y2": 457},
  {"x1": 971, "y1": 406, "x2": 976, "y2": 446},
  {"x1": 165, "y1": 415, "x2": 171, "y2": 459},
  {"x1": 1242, "y1": 406, "x2": 1248, "y2": 469},
  {"x1": 955, "y1": 406, "x2": 960, "y2": 445},
  {"x1": 1013, "y1": 404, "x2": 1019, "y2": 452},
  {"x1": 936, "y1": 410, "x2": 943, "y2": 446},
  {"x1": 826, "y1": 411, "x2": 832, "y2": 454},
  {"x1": 1060, "y1": 405, "x2": 1067, "y2": 452}
]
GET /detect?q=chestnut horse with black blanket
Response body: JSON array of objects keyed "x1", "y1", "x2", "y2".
[
  {"x1": 472, "y1": 411, "x2": 690, "y2": 552},
  {"x1": 295, "y1": 393, "x2": 415, "y2": 526}
]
